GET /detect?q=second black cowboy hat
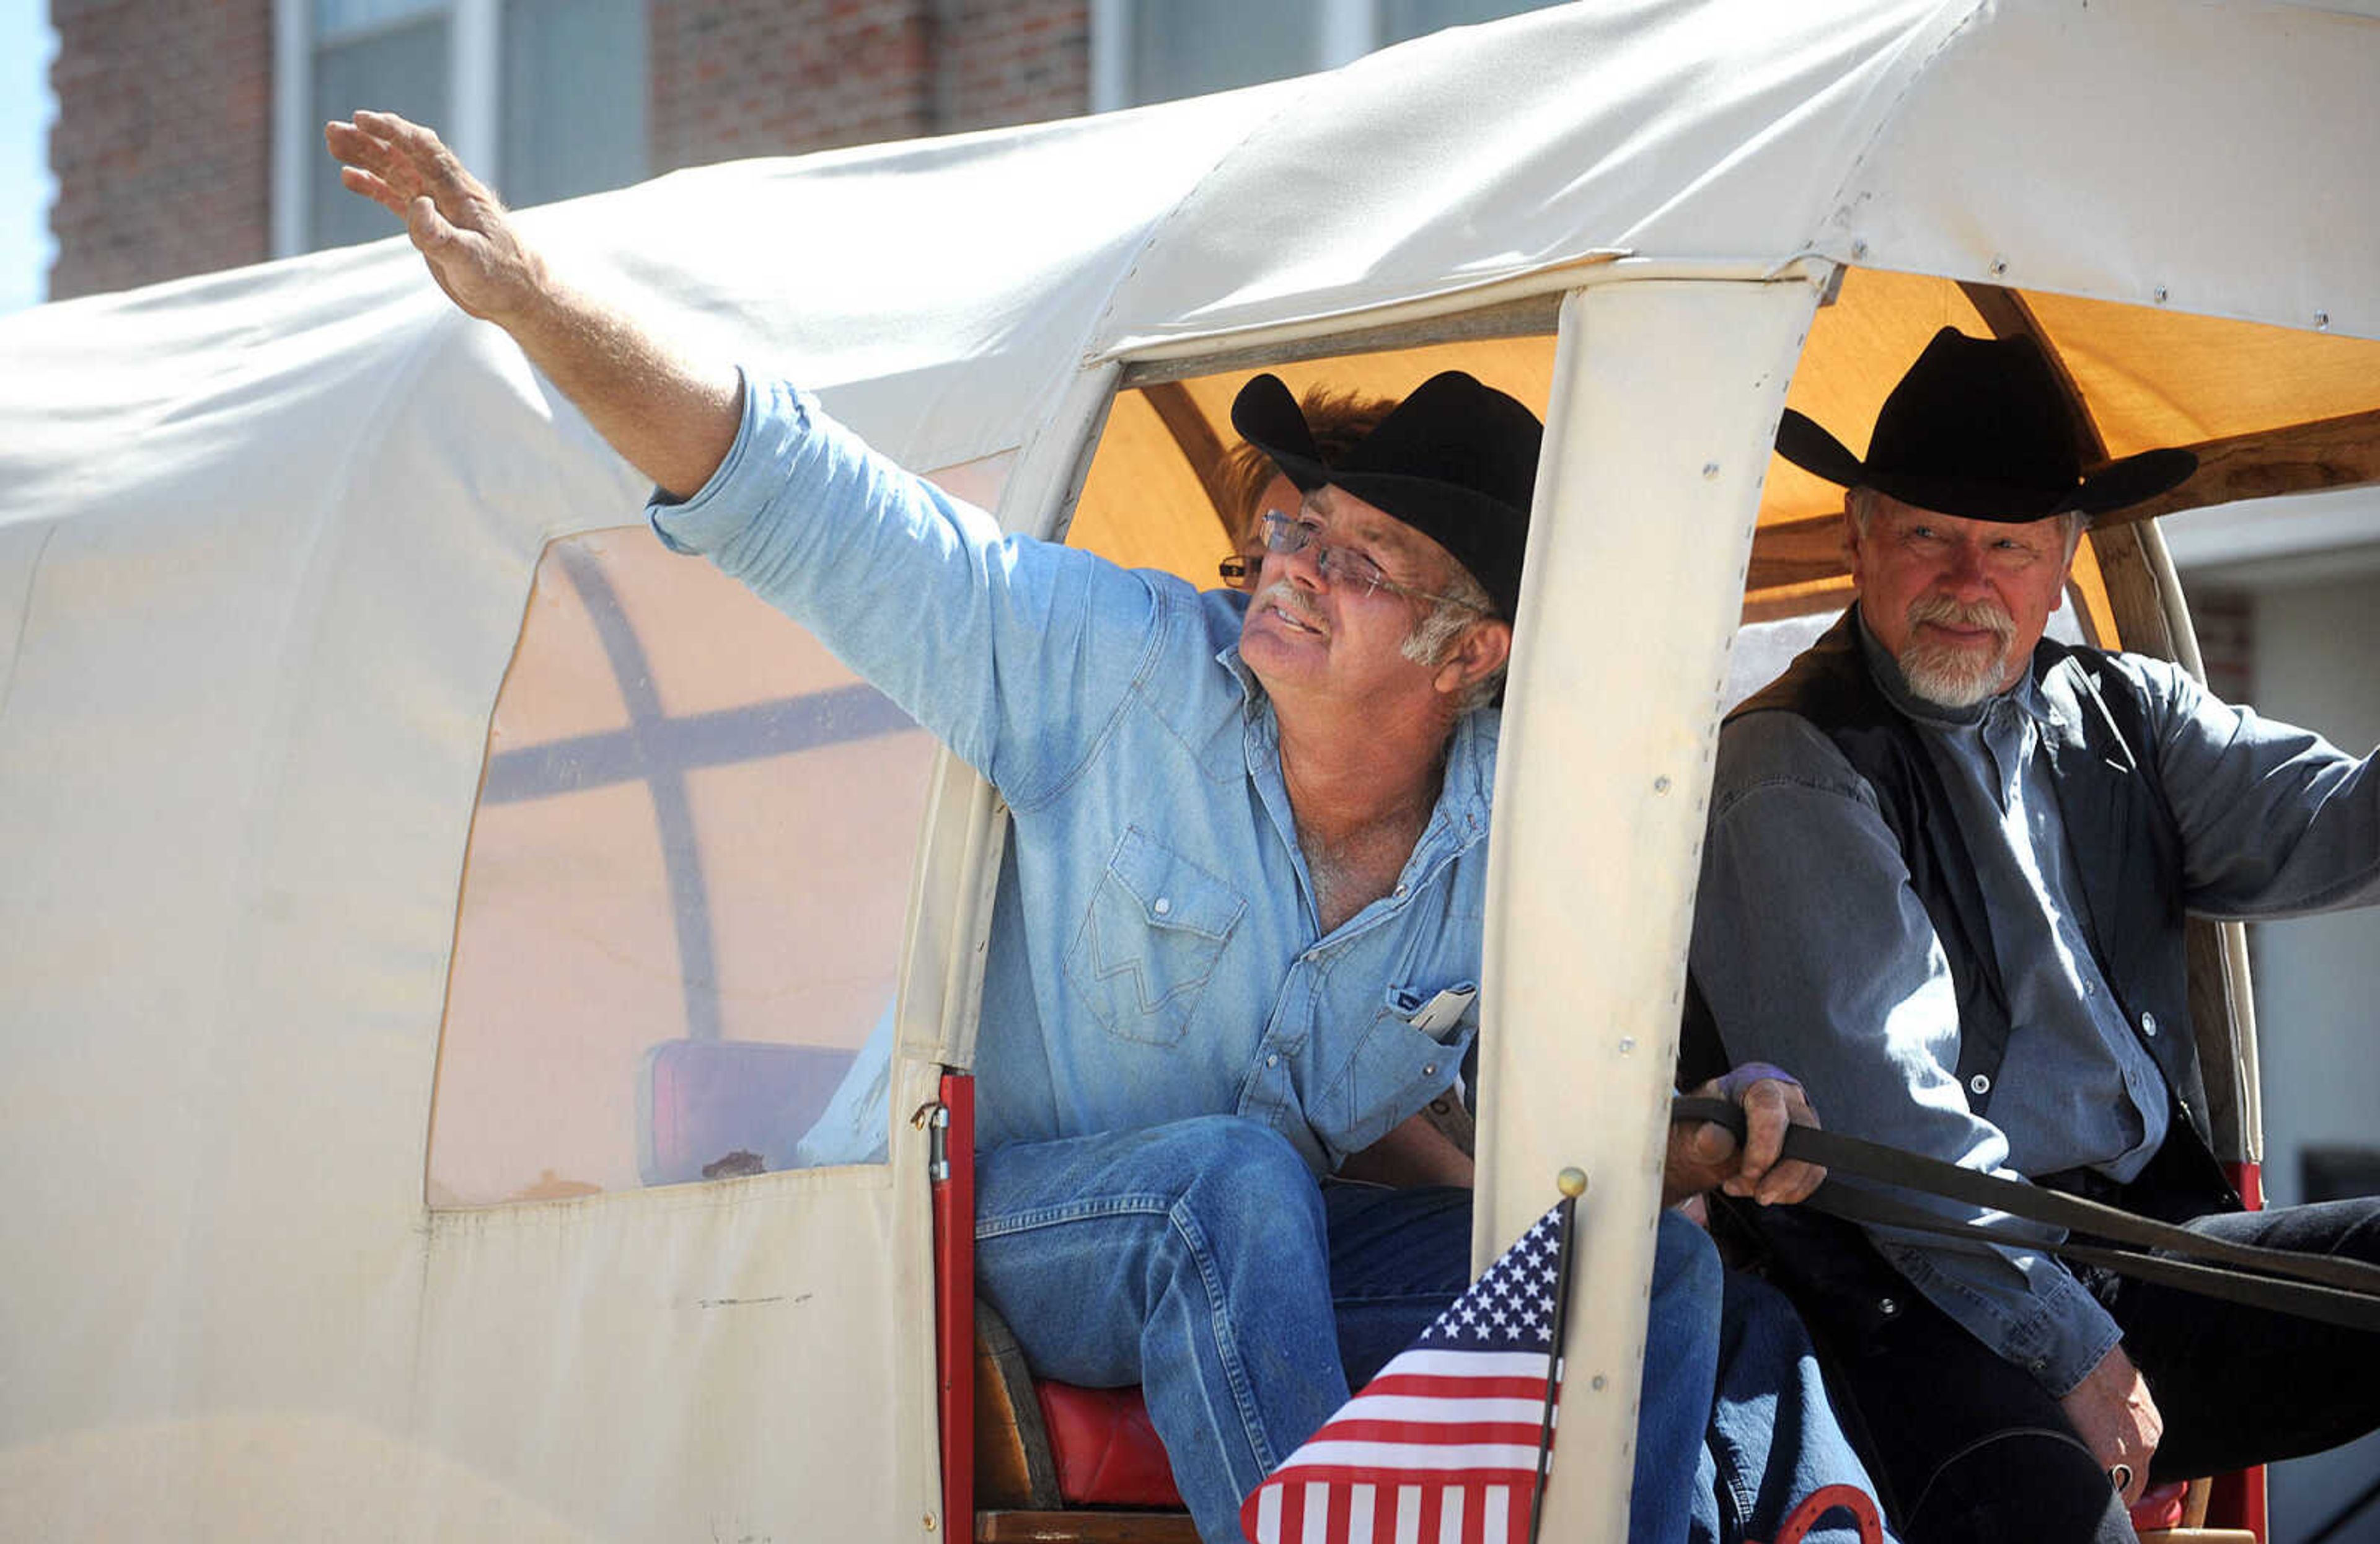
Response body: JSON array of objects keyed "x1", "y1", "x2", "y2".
[
  {"x1": 1230, "y1": 370, "x2": 1541, "y2": 620},
  {"x1": 1776, "y1": 327, "x2": 2197, "y2": 521}
]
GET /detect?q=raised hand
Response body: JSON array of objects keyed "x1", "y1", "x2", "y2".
[
  {"x1": 324, "y1": 110, "x2": 548, "y2": 325},
  {"x1": 319, "y1": 108, "x2": 741, "y2": 498}
]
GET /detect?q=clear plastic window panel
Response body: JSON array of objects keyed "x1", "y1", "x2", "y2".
[{"x1": 428, "y1": 526, "x2": 940, "y2": 1206}]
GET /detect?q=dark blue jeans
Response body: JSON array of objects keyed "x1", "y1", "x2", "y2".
[
  {"x1": 972, "y1": 1116, "x2": 1889, "y2": 1544},
  {"x1": 1815, "y1": 1196, "x2": 2380, "y2": 1544}
]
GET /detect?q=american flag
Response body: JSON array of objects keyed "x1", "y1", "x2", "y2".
[{"x1": 1240, "y1": 1201, "x2": 1572, "y2": 1544}]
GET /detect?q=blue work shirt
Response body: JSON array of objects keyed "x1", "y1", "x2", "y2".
[
  {"x1": 650, "y1": 376, "x2": 1489, "y2": 1175},
  {"x1": 1695, "y1": 607, "x2": 2380, "y2": 1394}
]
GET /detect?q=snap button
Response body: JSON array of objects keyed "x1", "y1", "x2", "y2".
[
  {"x1": 2082, "y1": 980, "x2": 2097, "y2": 997},
  {"x1": 1878, "y1": 1297, "x2": 1900, "y2": 1318},
  {"x1": 1152, "y1": 896, "x2": 1171, "y2": 916},
  {"x1": 1266, "y1": 1054, "x2": 1279, "y2": 1067},
  {"x1": 1422, "y1": 1063, "x2": 1438, "y2": 1079},
  {"x1": 1395, "y1": 883, "x2": 1409, "y2": 899},
  {"x1": 2140, "y1": 1011, "x2": 2159, "y2": 1038},
  {"x1": 1968, "y1": 1073, "x2": 1991, "y2": 1096}
]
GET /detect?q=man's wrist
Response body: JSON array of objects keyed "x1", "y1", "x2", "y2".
[{"x1": 1714, "y1": 1061, "x2": 1801, "y2": 1101}]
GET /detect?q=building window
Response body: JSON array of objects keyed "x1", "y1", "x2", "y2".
[
  {"x1": 1090, "y1": 0, "x2": 1562, "y2": 110},
  {"x1": 283, "y1": 0, "x2": 648, "y2": 257}
]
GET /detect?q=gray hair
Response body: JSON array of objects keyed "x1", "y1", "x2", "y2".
[
  {"x1": 1400, "y1": 562, "x2": 1505, "y2": 716},
  {"x1": 1844, "y1": 485, "x2": 2084, "y2": 558}
]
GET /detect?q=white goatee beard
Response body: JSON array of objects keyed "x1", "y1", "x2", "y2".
[{"x1": 1898, "y1": 595, "x2": 2016, "y2": 710}]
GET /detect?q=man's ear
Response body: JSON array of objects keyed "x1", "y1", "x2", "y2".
[
  {"x1": 1840, "y1": 506, "x2": 1868, "y2": 588},
  {"x1": 1434, "y1": 617, "x2": 1514, "y2": 697}
]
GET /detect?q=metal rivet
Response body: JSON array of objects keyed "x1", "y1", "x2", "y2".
[
  {"x1": 2316, "y1": 311, "x2": 2330, "y2": 331},
  {"x1": 1153, "y1": 896, "x2": 1171, "y2": 916},
  {"x1": 1968, "y1": 1073, "x2": 1991, "y2": 1096},
  {"x1": 1990, "y1": 256, "x2": 2008, "y2": 276},
  {"x1": 2140, "y1": 1012, "x2": 2159, "y2": 1038},
  {"x1": 1850, "y1": 239, "x2": 1868, "y2": 260},
  {"x1": 1618, "y1": 1037, "x2": 1636, "y2": 1054},
  {"x1": 1590, "y1": 1374, "x2": 1607, "y2": 1390},
  {"x1": 2153, "y1": 285, "x2": 2170, "y2": 304},
  {"x1": 924, "y1": 1515, "x2": 939, "y2": 1533},
  {"x1": 1701, "y1": 461, "x2": 1720, "y2": 480}
]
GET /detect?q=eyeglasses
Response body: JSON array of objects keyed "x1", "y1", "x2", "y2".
[
  {"x1": 1217, "y1": 554, "x2": 1256, "y2": 589},
  {"x1": 1255, "y1": 511, "x2": 1487, "y2": 610}
]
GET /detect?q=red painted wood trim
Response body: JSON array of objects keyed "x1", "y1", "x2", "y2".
[
  {"x1": 2202, "y1": 1159, "x2": 2268, "y2": 1543},
  {"x1": 935, "y1": 1072, "x2": 979, "y2": 1538}
]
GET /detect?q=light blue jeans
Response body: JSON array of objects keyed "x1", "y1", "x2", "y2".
[{"x1": 975, "y1": 1115, "x2": 1889, "y2": 1544}]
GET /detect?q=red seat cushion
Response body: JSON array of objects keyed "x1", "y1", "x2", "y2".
[
  {"x1": 1034, "y1": 1381, "x2": 1184, "y2": 1507},
  {"x1": 2129, "y1": 1480, "x2": 2188, "y2": 1532}
]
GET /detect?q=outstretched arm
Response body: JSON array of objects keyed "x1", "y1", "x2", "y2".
[{"x1": 324, "y1": 110, "x2": 740, "y2": 500}]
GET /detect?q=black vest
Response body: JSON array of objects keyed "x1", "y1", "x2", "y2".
[{"x1": 1685, "y1": 609, "x2": 2238, "y2": 1248}]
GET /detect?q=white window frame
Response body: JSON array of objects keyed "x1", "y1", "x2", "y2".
[
  {"x1": 1088, "y1": 0, "x2": 1377, "y2": 114},
  {"x1": 271, "y1": 0, "x2": 501, "y2": 258}
]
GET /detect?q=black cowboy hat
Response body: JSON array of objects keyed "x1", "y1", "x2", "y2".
[
  {"x1": 1776, "y1": 328, "x2": 2197, "y2": 521},
  {"x1": 1230, "y1": 369, "x2": 1541, "y2": 619}
]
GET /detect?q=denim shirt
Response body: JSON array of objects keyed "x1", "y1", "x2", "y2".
[
  {"x1": 649, "y1": 376, "x2": 1490, "y2": 1176},
  {"x1": 1695, "y1": 607, "x2": 2380, "y2": 1395}
]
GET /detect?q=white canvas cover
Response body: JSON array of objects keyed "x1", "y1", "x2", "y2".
[{"x1": 2, "y1": 1, "x2": 2378, "y2": 1538}]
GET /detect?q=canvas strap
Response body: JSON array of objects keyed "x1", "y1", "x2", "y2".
[{"x1": 1671, "y1": 1096, "x2": 2380, "y2": 1333}]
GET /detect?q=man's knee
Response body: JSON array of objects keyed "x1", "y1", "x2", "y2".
[
  {"x1": 1646, "y1": 1211, "x2": 1725, "y2": 1388},
  {"x1": 1902, "y1": 1427, "x2": 2131, "y2": 1544},
  {"x1": 1133, "y1": 1115, "x2": 1326, "y2": 1243},
  {"x1": 1652, "y1": 1207, "x2": 1724, "y2": 1304}
]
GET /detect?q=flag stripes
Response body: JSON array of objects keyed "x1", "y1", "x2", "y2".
[
  {"x1": 1249, "y1": 1478, "x2": 1525, "y2": 1544},
  {"x1": 1241, "y1": 1201, "x2": 1574, "y2": 1544}
]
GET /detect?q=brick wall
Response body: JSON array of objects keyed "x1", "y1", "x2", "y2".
[
  {"x1": 933, "y1": 0, "x2": 1090, "y2": 136},
  {"x1": 2188, "y1": 585, "x2": 2255, "y2": 705},
  {"x1": 46, "y1": 0, "x2": 1091, "y2": 298},
  {"x1": 48, "y1": 0, "x2": 275, "y2": 301},
  {"x1": 650, "y1": 0, "x2": 936, "y2": 172},
  {"x1": 649, "y1": 0, "x2": 1088, "y2": 176}
]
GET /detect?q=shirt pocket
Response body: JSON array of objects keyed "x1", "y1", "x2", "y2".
[
  {"x1": 1064, "y1": 826, "x2": 1248, "y2": 1047},
  {"x1": 1315, "y1": 984, "x2": 1479, "y2": 1160}
]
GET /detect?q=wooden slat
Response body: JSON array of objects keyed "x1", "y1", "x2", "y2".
[
  {"x1": 977, "y1": 1511, "x2": 1201, "y2": 1543},
  {"x1": 2096, "y1": 408, "x2": 2380, "y2": 528},
  {"x1": 1139, "y1": 380, "x2": 1235, "y2": 539},
  {"x1": 1958, "y1": 281, "x2": 2112, "y2": 464},
  {"x1": 2079, "y1": 520, "x2": 2176, "y2": 661},
  {"x1": 1744, "y1": 410, "x2": 2380, "y2": 622},
  {"x1": 1745, "y1": 512, "x2": 1847, "y2": 593},
  {"x1": 975, "y1": 1303, "x2": 1062, "y2": 1511},
  {"x1": 1117, "y1": 293, "x2": 1564, "y2": 388},
  {"x1": 1740, "y1": 576, "x2": 1853, "y2": 626}
]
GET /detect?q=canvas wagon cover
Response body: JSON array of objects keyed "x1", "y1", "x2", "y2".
[{"x1": 1, "y1": 2, "x2": 2376, "y2": 1538}]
